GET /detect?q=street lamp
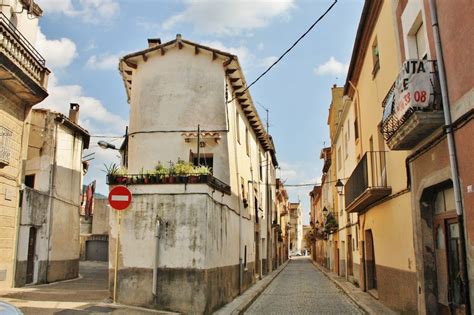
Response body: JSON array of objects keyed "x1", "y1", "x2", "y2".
[
  {"x1": 98, "y1": 140, "x2": 118, "y2": 150},
  {"x1": 335, "y1": 179, "x2": 344, "y2": 195},
  {"x1": 322, "y1": 207, "x2": 328, "y2": 217}
]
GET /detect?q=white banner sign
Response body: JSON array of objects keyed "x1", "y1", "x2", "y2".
[{"x1": 384, "y1": 60, "x2": 436, "y2": 120}]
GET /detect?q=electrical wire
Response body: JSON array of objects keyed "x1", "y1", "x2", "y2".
[{"x1": 227, "y1": 0, "x2": 338, "y2": 104}]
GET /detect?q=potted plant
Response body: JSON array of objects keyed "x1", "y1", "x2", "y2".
[
  {"x1": 116, "y1": 166, "x2": 128, "y2": 184},
  {"x1": 174, "y1": 159, "x2": 194, "y2": 183},
  {"x1": 103, "y1": 163, "x2": 119, "y2": 184},
  {"x1": 137, "y1": 168, "x2": 145, "y2": 184},
  {"x1": 195, "y1": 165, "x2": 211, "y2": 182},
  {"x1": 154, "y1": 162, "x2": 167, "y2": 183}
]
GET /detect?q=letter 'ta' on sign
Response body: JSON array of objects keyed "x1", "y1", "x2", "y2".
[{"x1": 109, "y1": 186, "x2": 132, "y2": 211}]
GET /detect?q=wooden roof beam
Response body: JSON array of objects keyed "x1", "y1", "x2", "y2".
[
  {"x1": 226, "y1": 68, "x2": 237, "y2": 75},
  {"x1": 125, "y1": 61, "x2": 137, "y2": 69},
  {"x1": 223, "y1": 57, "x2": 233, "y2": 67}
]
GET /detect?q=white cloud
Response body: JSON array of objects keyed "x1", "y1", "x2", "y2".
[
  {"x1": 37, "y1": 73, "x2": 127, "y2": 135},
  {"x1": 201, "y1": 40, "x2": 252, "y2": 69},
  {"x1": 314, "y1": 57, "x2": 349, "y2": 76},
  {"x1": 259, "y1": 56, "x2": 277, "y2": 68},
  {"x1": 257, "y1": 42, "x2": 265, "y2": 51},
  {"x1": 36, "y1": 0, "x2": 119, "y2": 23},
  {"x1": 36, "y1": 28, "x2": 77, "y2": 69},
  {"x1": 86, "y1": 53, "x2": 120, "y2": 70},
  {"x1": 163, "y1": 0, "x2": 295, "y2": 35}
]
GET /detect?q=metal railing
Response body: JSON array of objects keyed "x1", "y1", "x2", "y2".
[
  {"x1": 0, "y1": 12, "x2": 48, "y2": 87},
  {"x1": 107, "y1": 173, "x2": 231, "y2": 195},
  {"x1": 381, "y1": 60, "x2": 441, "y2": 142},
  {"x1": 344, "y1": 151, "x2": 388, "y2": 208}
]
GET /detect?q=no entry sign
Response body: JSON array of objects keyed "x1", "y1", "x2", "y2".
[{"x1": 108, "y1": 186, "x2": 132, "y2": 211}]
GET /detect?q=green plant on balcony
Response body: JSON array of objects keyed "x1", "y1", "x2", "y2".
[{"x1": 323, "y1": 213, "x2": 338, "y2": 234}]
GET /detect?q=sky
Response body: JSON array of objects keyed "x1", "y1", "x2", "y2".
[{"x1": 34, "y1": 0, "x2": 364, "y2": 224}]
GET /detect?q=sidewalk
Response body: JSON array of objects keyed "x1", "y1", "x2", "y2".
[
  {"x1": 214, "y1": 259, "x2": 289, "y2": 315},
  {"x1": 312, "y1": 261, "x2": 397, "y2": 315}
]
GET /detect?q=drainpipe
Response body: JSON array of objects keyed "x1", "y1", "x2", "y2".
[
  {"x1": 428, "y1": 0, "x2": 470, "y2": 312},
  {"x1": 231, "y1": 107, "x2": 243, "y2": 295},
  {"x1": 152, "y1": 218, "x2": 161, "y2": 297}
]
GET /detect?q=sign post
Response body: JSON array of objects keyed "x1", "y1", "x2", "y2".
[{"x1": 108, "y1": 185, "x2": 132, "y2": 303}]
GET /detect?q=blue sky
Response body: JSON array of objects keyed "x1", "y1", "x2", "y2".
[{"x1": 35, "y1": 0, "x2": 363, "y2": 224}]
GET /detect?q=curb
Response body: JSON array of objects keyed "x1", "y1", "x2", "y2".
[
  {"x1": 311, "y1": 261, "x2": 396, "y2": 315},
  {"x1": 214, "y1": 259, "x2": 290, "y2": 315}
]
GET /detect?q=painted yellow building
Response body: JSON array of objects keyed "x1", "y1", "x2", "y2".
[{"x1": 340, "y1": 0, "x2": 416, "y2": 312}]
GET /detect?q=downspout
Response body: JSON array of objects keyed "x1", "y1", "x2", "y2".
[
  {"x1": 266, "y1": 152, "x2": 271, "y2": 274},
  {"x1": 230, "y1": 87, "x2": 243, "y2": 295},
  {"x1": 428, "y1": 1, "x2": 470, "y2": 312},
  {"x1": 152, "y1": 218, "x2": 161, "y2": 297}
]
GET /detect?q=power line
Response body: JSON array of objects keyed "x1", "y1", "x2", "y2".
[
  {"x1": 227, "y1": 0, "x2": 338, "y2": 104},
  {"x1": 90, "y1": 135, "x2": 124, "y2": 138}
]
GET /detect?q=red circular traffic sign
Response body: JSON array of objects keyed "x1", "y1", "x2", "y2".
[{"x1": 108, "y1": 186, "x2": 132, "y2": 211}]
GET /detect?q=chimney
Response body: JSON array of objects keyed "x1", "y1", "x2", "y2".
[
  {"x1": 176, "y1": 33, "x2": 182, "y2": 41},
  {"x1": 147, "y1": 38, "x2": 161, "y2": 48},
  {"x1": 69, "y1": 103, "x2": 79, "y2": 124}
]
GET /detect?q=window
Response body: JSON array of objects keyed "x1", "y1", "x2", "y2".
[
  {"x1": 245, "y1": 127, "x2": 250, "y2": 157},
  {"x1": 354, "y1": 116, "x2": 359, "y2": 141},
  {"x1": 25, "y1": 175, "x2": 35, "y2": 188},
  {"x1": 0, "y1": 126, "x2": 12, "y2": 166},
  {"x1": 337, "y1": 146, "x2": 342, "y2": 170},
  {"x1": 415, "y1": 23, "x2": 427, "y2": 59},
  {"x1": 372, "y1": 37, "x2": 380, "y2": 77},
  {"x1": 259, "y1": 153, "x2": 263, "y2": 180},
  {"x1": 236, "y1": 111, "x2": 241, "y2": 144}
]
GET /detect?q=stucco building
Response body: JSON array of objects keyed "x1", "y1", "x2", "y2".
[
  {"x1": 111, "y1": 35, "x2": 278, "y2": 314},
  {"x1": 0, "y1": 0, "x2": 49, "y2": 288},
  {"x1": 15, "y1": 106, "x2": 89, "y2": 286}
]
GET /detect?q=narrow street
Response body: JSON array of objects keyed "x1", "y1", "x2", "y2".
[{"x1": 245, "y1": 257, "x2": 364, "y2": 314}]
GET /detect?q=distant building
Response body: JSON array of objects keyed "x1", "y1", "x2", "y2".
[
  {"x1": 288, "y1": 202, "x2": 302, "y2": 255},
  {"x1": 0, "y1": 0, "x2": 49, "y2": 288},
  {"x1": 111, "y1": 35, "x2": 278, "y2": 313},
  {"x1": 275, "y1": 179, "x2": 290, "y2": 265},
  {"x1": 16, "y1": 106, "x2": 89, "y2": 286}
]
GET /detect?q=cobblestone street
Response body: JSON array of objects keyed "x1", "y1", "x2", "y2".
[{"x1": 245, "y1": 257, "x2": 364, "y2": 315}]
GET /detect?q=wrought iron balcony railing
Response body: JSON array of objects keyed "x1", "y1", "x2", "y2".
[
  {"x1": 0, "y1": 12, "x2": 49, "y2": 89},
  {"x1": 344, "y1": 151, "x2": 391, "y2": 213},
  {"x1": 107, "y1": 173, "x2": 231, "y2": 195},
  {"x1": 381, "y1": 60, "x2": 443, "y2": 150}
]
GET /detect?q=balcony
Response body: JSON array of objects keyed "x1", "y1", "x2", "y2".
[
  {"x1": 0, "y1": 13, "x2": 49, "y2": 104},
  {"x1": 107, "y1": 173, "x2": 231, "y2": 195},
  {"x1": 344, "y1": 151, "x2": 391, "y2": 213},
  {"x1": 381, "y1": 60, "x2": 443, "y2": 150}
]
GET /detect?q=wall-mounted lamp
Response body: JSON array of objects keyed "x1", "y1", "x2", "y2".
[
  {"x1": 98, "y1": 140, "x2": 118, "y2": 150},
  {"x1": 335, "y1": 179, "x2": 344, "y2": 196},
  {"x1": 322, "y1": 207, "x2": 329, "y2": 217}
]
